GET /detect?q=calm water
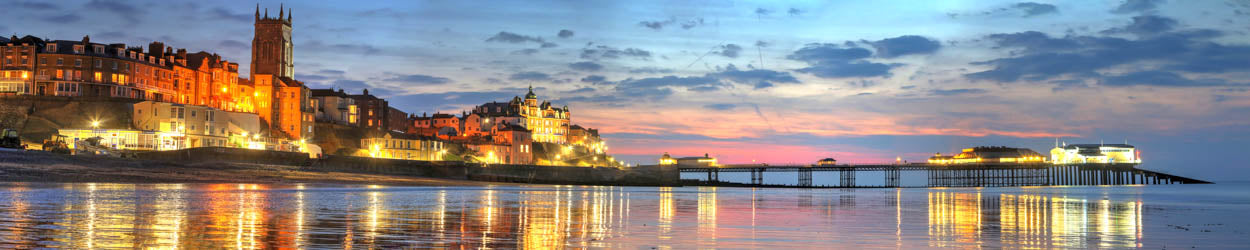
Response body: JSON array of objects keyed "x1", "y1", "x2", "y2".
[{"x1": 0, "y1": 182, "x2": 1247, "y2": 249}]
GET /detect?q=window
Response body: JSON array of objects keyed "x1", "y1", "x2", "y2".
[
  {"x1": 55, "y1": 70, "x2": 63, "y2": 79},
  {"x1": 190, "y1": 110, "x2": 196, "y2": 117},
  {"x1": 56, "y1": 58, "x2": 63, "y2": 66},
  {"x1": 75, "y1": 59, "x2": 82, "y2": 67},
  {"x1": 40, "y1": 58, "x2": 46, "y2": 65},
  {"x1": 112, "y1": 62, "x2": 117, "y2": 70},
  {"x1": 94, "y1": 45, "x2": 104, "y2": 54},
  {"x1": 46, "y1": 44, "x2": 56, "y2": 52},
  {"x1": 95, "y1": 60, "x2": 101, "y2": 68},
  {"x1": 73, "y1": 45, "x2": 83, "y2": 54}
]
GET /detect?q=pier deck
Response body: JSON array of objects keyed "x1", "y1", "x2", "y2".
[{"x1": 678, "y1": 163, "x2": 1210, "y2": 188}]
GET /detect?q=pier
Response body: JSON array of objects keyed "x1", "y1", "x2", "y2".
[{"x1": 679, "y1": 163, "x2": 1211, "y2": 188}]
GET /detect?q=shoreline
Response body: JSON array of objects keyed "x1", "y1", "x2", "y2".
[{"x1": 0, "y1": 150, "x2": 499, "y2": 186}]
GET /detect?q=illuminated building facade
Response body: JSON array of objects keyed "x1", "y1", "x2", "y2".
[
  {"x1": 675, "y1": 153, "x2": 718, "y2": 167},
  {"x1": 659, "y1": 152, "x2": 676, "y2": 165},
  {"x1": 349, "y1": 89, "x2": 389, "y2": 130},
  {"x1": 0, "y1": 36, "x2": 35, "y2": 95},
  {"x1": 360, "y1": 132, "x2": 445, "y2": 161},
  {"x1": 132, "y1": 101, "x2": 262, "y2": 149},
  {"x1": 928, "y1": 146, "x2": 1046, "y2": 165},
  {"x1": 1050, "y1": 143, "x2": 1140, "y2": 164},
  {"x1": 0, "y1": 35, "x2": 260, "y2": 112},
  {"x1": 310, "y1": 89, "x2": 358, "y2": 126},
  {"x1": 816, "y1": 158, "x2": 838, "y2": 166},
  {"x1": 488, "y1": 122, "x2": 532, "y2": 164},
  {"x1": 470, "y1": 86, "x2": 571, "y2": 144}
]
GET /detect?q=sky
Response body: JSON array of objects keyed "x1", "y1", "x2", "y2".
[{"x1": 4, "y1": 0, "x2": 1249, "y2": 181}]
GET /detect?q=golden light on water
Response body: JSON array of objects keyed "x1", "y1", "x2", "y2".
[{"x1": 0, "y1": 183, "x2": 1191, "y2": 248}]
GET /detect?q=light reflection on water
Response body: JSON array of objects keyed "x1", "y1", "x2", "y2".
[{"x1": 0, "y1": 182, "x2": 1245, "y2": 248}]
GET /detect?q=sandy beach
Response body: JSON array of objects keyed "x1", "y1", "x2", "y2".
[{"x1": 0, "y1": 149, "x2": 492, "y2": 186}]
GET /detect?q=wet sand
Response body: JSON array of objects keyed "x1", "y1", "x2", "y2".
[{"x1": 0, "y1": 149, "x2": 491, "y2": 186}]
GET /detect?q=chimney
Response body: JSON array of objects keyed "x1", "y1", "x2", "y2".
[
  {"x1": 176, "y1": 49, "x2": 187, "y2": 65},
  {"x1": 81, "y1": 35, "x2": 89, "y2": 45},
  {"x1": 148, "y1": 42, "x2": 165, "y2": 58}
]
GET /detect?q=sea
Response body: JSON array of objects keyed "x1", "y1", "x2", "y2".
[{"x1": 0, "y1": 182, "x2": 1246, "y2": 249}]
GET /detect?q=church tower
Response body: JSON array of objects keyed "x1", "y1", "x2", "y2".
[{"x1": 251, "y1": 3, "x2": 294, "y2": 79}]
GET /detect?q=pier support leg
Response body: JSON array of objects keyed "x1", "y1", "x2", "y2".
[{"x1": 798, "y1": 168, "x2": 813, "y2": 187}]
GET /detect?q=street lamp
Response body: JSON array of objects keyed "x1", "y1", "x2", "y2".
[{"x1": 90, "y1": 120, "x2": 100, "y2": 129}]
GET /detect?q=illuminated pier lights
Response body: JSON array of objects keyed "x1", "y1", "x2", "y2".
[{"x1": 928, "y1": 146, "x2": 1047, "y2": 165}]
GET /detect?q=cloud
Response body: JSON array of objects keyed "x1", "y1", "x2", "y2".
[
  {"x1": 638, "y1": 17, "x2": 703, "y2": 30},
  {"x1": 509, "y1": 71, "x2": 552, "y2": 81},
  {"x1": 788, "y1": 8, "x2": 803, "y2": 16},
  {"x1": 929, "y1": 88, "x2": 988, "y2": 96},
  {"x1": 580, "y1": 45, "x2": 652, "y2": 60},
  {"x1": 486, "y1": 31, "x2": 541, "y2": 43},
  {"x1": 1012, "y1": 2, "x2": 1059, "y2": 17},
  {"x1": 1100, "y1": 71, "x2": 1241, "y2": 87},
  {"x1": 564, "y1": 87, "x2": 595, "y2": 94},
  {"x1": 486, "y1": 31, "x2": 555, "y2": 48},
  {"x1": 967, "y1": 21, "x2": 1248, "y2": 83},
  {"x1": 709, "y1": 64, "x2": 799, "y2": 89},
  {"x1": 389, "y1": 91, "x2": 520, "y2": 113},
  {"x1": 1118, "y1": 15, "x2": 1179, "y2": 37},
  {"x1": 868, "y1": 35, "x2": 941, "y2": 58},
  {"x1": 295, "y1": 74, "x2": 332, "y2": 81},
  {"x1": 305, "y1": 40, "x2": 381, "y2": 55},
  {"x1": 787, "y1": 43, "x2": 895, "y2": 78},
  {"x1": 755, "y1": 8, "x2": 772, "y2": 16},
  {"x1": 331, "y1": 79, "x2": 372, "y2": 92},
  {"x1": 638, "y1": 18, "x2": 673, "y2": 30},
  {"x1": 217, "y1": 40, "x2": 248, "y2": 50},
  {"x1": 568, "y1": 61, "x2": 603, "y2": 71},
  {"x1": 95, "y1": 31, "x2": 126, "y2": 40},
  {"x1": 210, "y1": 7, "x2": 252, "y2": 22},
  {"x1": 511, "y1": 48, "x2": 539, "y2": 55},
  {"x1": 42, "y1": 14, "x2": 82, "y2": 23},
  {"x1": 85, "y1": 0, "x2": 144, "y2": 24},
  {"x1": 629, "y1": 67, "x2": 674, "y2": 74},
  {"x1": 14, "y1": 1, "x2": 58, "y2": 10},
  {"x1": 1112, "y1": 0, "x2": 1165, "y2": 14},
  {"x1": 715, "y1": 44, "x2": 743, "y2": 58},
  {"x1": 703, "y1": 103, "x2": 738, "y2": 110},
  {"x1": 319, "y1": 69, "x2": 346, "y2": 75},
  {"x1": 680, "y1": 18, "x2": 705, "y2": 29},
  {"x1": 613, "y1": 75, "x2": 725, "y2": 100},
  {"x1": 388, "y1": 74, "x2": 452, "y2": 85},
  {"x1": 558, "y1": 29, "x2": 574, "y2": 38},
  {"x1": 581, "y1": 75, "x2": 608, "y2": 84}
]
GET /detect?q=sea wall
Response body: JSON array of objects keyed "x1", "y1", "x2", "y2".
[
  {"x1": 135, "y1": 147, "x2": 312, "y2": 166},
  {"x1": 133, "y1": 147, "x2": 680, "y2": 186}
]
